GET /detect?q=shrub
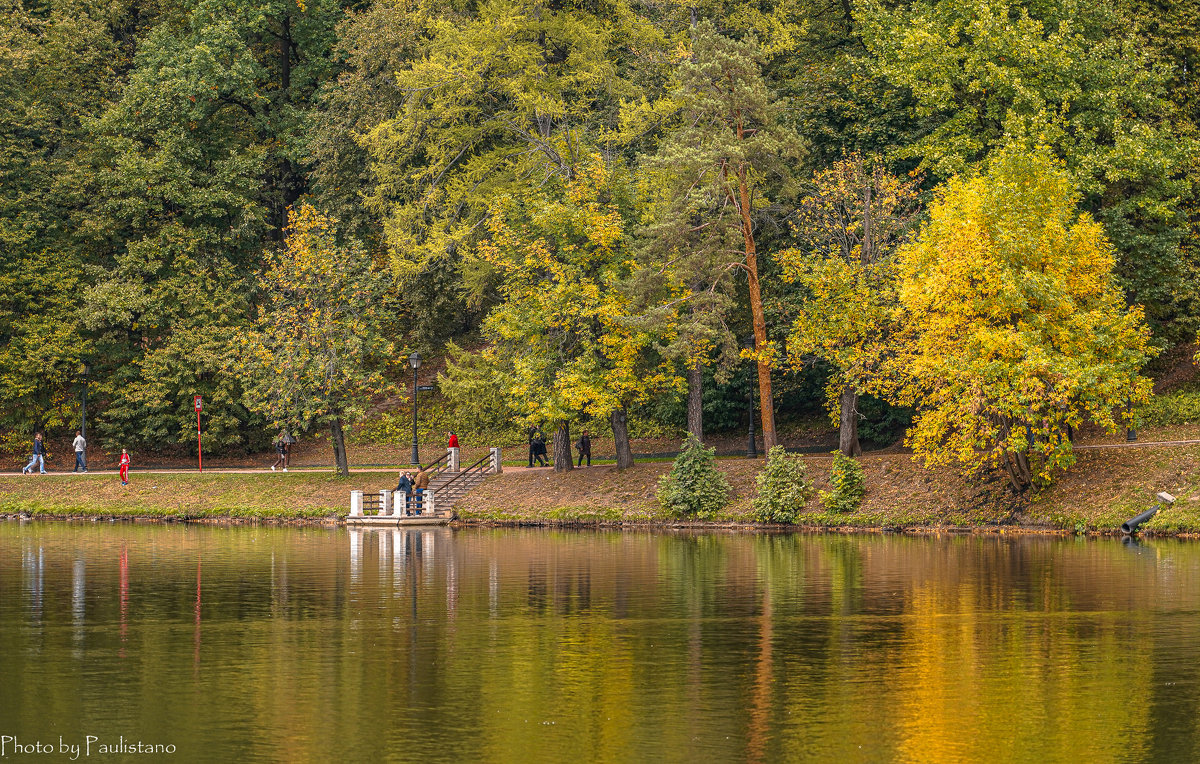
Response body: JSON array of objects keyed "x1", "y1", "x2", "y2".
[
  {"x1": 820, "y1": 452, "x2": 865, "y2": 513},
  {"x1": 1138, "y1": 391, "x2": 1200, "y2": 427},
  {"x1": 750, "y1": 446, "x2": 814, "y2": 523},
  {"x1": 657, "y1": 435, "x2": 730, "y2": 519}
]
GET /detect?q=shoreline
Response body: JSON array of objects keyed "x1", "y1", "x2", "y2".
[{"x1": 4, "y1": 512, "x2": 1197, "y2": 540}]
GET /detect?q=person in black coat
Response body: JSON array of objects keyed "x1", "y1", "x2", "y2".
[{"x1": 575, "y1": 429, "x2": 591, "y2": 467}]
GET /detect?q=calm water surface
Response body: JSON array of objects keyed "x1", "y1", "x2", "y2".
[{"x1": 1, "y1": 522, "x2": 1199, "y2": 762}]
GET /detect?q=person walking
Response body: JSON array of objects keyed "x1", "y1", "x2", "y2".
[
  {"x1": 447, "y1": 431, "x2": 460, "y2": 449},
  {"x1": 575, "y1": 429, "x2": 591, "y2": 467},
  {"x1": 281, "y1": 430, "x2": 295, "y2": 471},
  {"x1": 73, "y1": 430, "x2": 87, "y2": 472},
  {"x1": 531, "y1": 428, "x2": 549, "y2": 467},
  {"x1": 22, "y1": 433, "x2": 47, "y2": 475},
  {"x1": 270, "y1": 435, "x2": 286, "y2": 471},
  {"x1": 527, "y1": 425, "x2": 537, "y2": 468},
  {"x1": 119, "y1": 448, "x2": 130, "y2": 486}
]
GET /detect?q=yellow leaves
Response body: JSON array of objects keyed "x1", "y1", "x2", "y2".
[{"x1": 894, "y1": 149, "x2": 1153, "y2": 487}]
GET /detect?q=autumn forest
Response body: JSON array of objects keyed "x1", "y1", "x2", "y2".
[{"x1": 2, "y1": 0, "x2": 1197, "y2": 488}]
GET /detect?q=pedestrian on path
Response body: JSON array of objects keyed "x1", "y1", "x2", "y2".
[
  {"x1": 281, "y1": 430, "x2": 295, "y2": 471},
  {"x1": 22, "y1": 433, "x2": 47, "y2": 475},
  {"x1": 119, "y1": 448, "x2": 130, "y2": 485},
  {"x1": 575, "y1": 429, "x2": 591, "y2": 467},
  {"x1": 447, "y1": 431, "x2": 459, "y2": 449},
  {"x1": 530, "y1": 428, "x2": 549, "y2": 467},
  {"x1": 73, "y1": 430, "x2": 87, "y2": 472},
  {"x1": 270, "y1": 435, "x2": 286, "y2": 471}
]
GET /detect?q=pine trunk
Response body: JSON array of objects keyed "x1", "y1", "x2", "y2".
[
  {"x1": 331, "y1": 416, "x2": 349, "y2": 477},
  {"x1": 611, "y1": 408, "x2": 635, "y2": 469},
  {"x1": 553, "y1": 421, "x2": 573, "y2": 472},
  {"x1": 738, "y1": 171, "x2": 778, "y2": 451},
  {"x1": 838, "y1": 386, "x2": 861, "y2": 457},
  {"x1": 686, "y1": 363, "x2": 704, "y2": 442}
]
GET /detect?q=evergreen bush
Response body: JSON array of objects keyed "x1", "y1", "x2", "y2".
[
  {"x1": 820, "y1": 452, "x2": 865, "y2": 513},
  {"x1": 750, "y1": 446, "x2": 814, "y2": 523},
  {"x1": 657, "y1": 435, "x2": 730, "y2": 519}
]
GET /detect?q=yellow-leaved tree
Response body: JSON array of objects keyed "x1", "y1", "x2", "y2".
[
  {"x1": 781, "y1": 155, "x2": 922, "y2": 456},
  {"x1": 896, "y1": 149, "x2": 1153, "y2": 490},
  {"x1": 449, "y1": 154, "x2": 682, "y2": 471}
]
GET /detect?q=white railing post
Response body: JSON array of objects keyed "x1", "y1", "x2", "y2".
[
  {"x1": 449, "y1": 447, "x2": 460, "y2": 472},
  {"x1": 426, "y1": 490, "x2": 436, "y2": 515},
  {"x1": 381, "y1": 490, "x2": 393, "y2": 516},
  {"x1": 350, "y1": 490, "x2": 364, "y2": 517},
  {"x1": 490, "y1": 447, "x2": 502, "y2": 474}
]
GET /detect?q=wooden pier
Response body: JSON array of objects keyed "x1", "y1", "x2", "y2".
[{"x1": 345, "y1": 447, "x2": 500, "y2": 526}]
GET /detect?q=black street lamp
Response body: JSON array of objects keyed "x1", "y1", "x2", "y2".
[
  {"x1": 80, "y1": 360, "x2": 90, "y2": 440},
  {"x1": 409, "y1": 352, "x2": 422, "y2": 465},
  {"x1": 745, "y1": 337, "x2": 757, "y2": 459}
]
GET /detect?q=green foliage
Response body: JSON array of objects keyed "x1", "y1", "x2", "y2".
[
  {"x1": 239, "y1": 205, "x2": 396, "y2": 473},
  {"x1": 857, "y1": 0, "x2": 1192, "y2": 336},
  {"x1": 820, "y1": 452, "x2": 865, "y2": 514},
  {"x1": 656, "y1": 435, "x2": 731, "y2": 519},
  {"x1": 750, "y1": 445, "x2": 814, "y2": 523},
  {"x1": 1139, "y1": 391, "x2": 1200, "y2": 427}
]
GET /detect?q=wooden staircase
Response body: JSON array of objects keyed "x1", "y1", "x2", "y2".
[
  {"x1": 427, "y1": 452, "x2": 495, "y2": 516},
  {"x1": 347, "y1": 448, "x2": 500, "y2": 525}
]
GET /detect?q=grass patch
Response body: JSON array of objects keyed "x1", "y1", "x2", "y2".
[{"x1": 0, "y1": 472, "x2": 356, "y2": 520}]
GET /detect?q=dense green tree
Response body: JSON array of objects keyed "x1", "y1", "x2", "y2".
[
  {"x1": 648, "y1": 19, "x2": 804, "y2": 452},
  {"x1": 240, "y1": 205, "x2": 395, "y2": 475},
  {"x1": 781, "y1": 155, "x2": 922, "y2": 456},
  {"x1": 466, "y1": 154, "x2": 682, "y2": 470},
  {"x1": 857, "y1": 0, "x2": 1193, "y2": 336},
  {"x1": 75, "y1": 0, "x2": 345, "y2": 450}
]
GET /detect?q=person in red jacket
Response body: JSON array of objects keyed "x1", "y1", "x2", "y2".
[
  {"x1": 119, "y1": 448, "x2": 130, "y2": 486},
  {"x1": 447, "y1": 431, "x2": 459, "y2": 449}
]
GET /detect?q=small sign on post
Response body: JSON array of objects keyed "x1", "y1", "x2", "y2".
[{"x1": 194, "y1": 395, "x2": 203, "y2": 472}]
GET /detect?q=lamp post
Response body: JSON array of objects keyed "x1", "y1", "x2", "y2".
[
  {"x1": 409, "y1": 352, "x2": 422, "y2": 465},
  {"x1": 745, "y1": 337, "x2": 757, "y2": 459},
  {"x1": 80, "y1": 361, "x2": 90, "y2": 440}
]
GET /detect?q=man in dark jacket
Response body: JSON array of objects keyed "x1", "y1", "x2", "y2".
[
  {"x1": 575, "y1": 429, "x2": 591, "y2": 467},
  {"x1": 395, "y1": 470, "x2": 415, "y2": 514}
]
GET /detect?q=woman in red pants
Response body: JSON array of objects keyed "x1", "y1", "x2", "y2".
[{"x1": 119, "y1": 448, "x2": 130, "y2": 485}]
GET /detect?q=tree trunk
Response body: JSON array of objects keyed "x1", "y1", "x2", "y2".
[
  {"x1": 686, "y1": 363, "x2": 704, "y2": 443},
  {"x1": 737, "y1": 169, "x2": 777, "y2": 450},
  {"x1": 838, "y1": 386, "x2": 861, "y2": 457},
  {"x1": 331, "y1": 416, "x2": 349, "y2": 477},
  {"x1": 553, "y1": 420, "x2": 573, "y2": 472},
  {"x1": 611, "y1": 408, "x2": 635, "y2": 470}
]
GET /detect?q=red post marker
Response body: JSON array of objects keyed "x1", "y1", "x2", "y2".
[{"x1": 194, "y1": 395, "x2": 204, "y2": 472}]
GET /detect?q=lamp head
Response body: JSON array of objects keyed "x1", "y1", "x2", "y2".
[{"x1": 408, "y1": 351, "x2": 421, "y2": 370}]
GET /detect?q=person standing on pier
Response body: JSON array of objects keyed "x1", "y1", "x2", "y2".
[
  {"x1": 119, "y1": 448, "x2": 131, "y2": 485},
  {"x1": 413, "y1": 466, "x2": 432, "y2": 513}
]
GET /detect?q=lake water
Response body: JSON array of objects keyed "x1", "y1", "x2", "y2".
[{"x1": 1, "y1": 523, "x2": 1198, "y2": 762}]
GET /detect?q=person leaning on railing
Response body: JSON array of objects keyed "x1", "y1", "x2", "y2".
[{"x1": 413, "y1": 466, "x2": 432, "y2": 513}]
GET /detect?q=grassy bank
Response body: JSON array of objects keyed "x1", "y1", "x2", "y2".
[
  {"x1": 4, "y1": 440, "x2": 1200, "y2": 534},
  {"x1": 458, "y1": 444, "x2": 1200, "y2": 535},
  {"x1": 0, "y1": 472, "x2": 353, "y2": 521}
]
